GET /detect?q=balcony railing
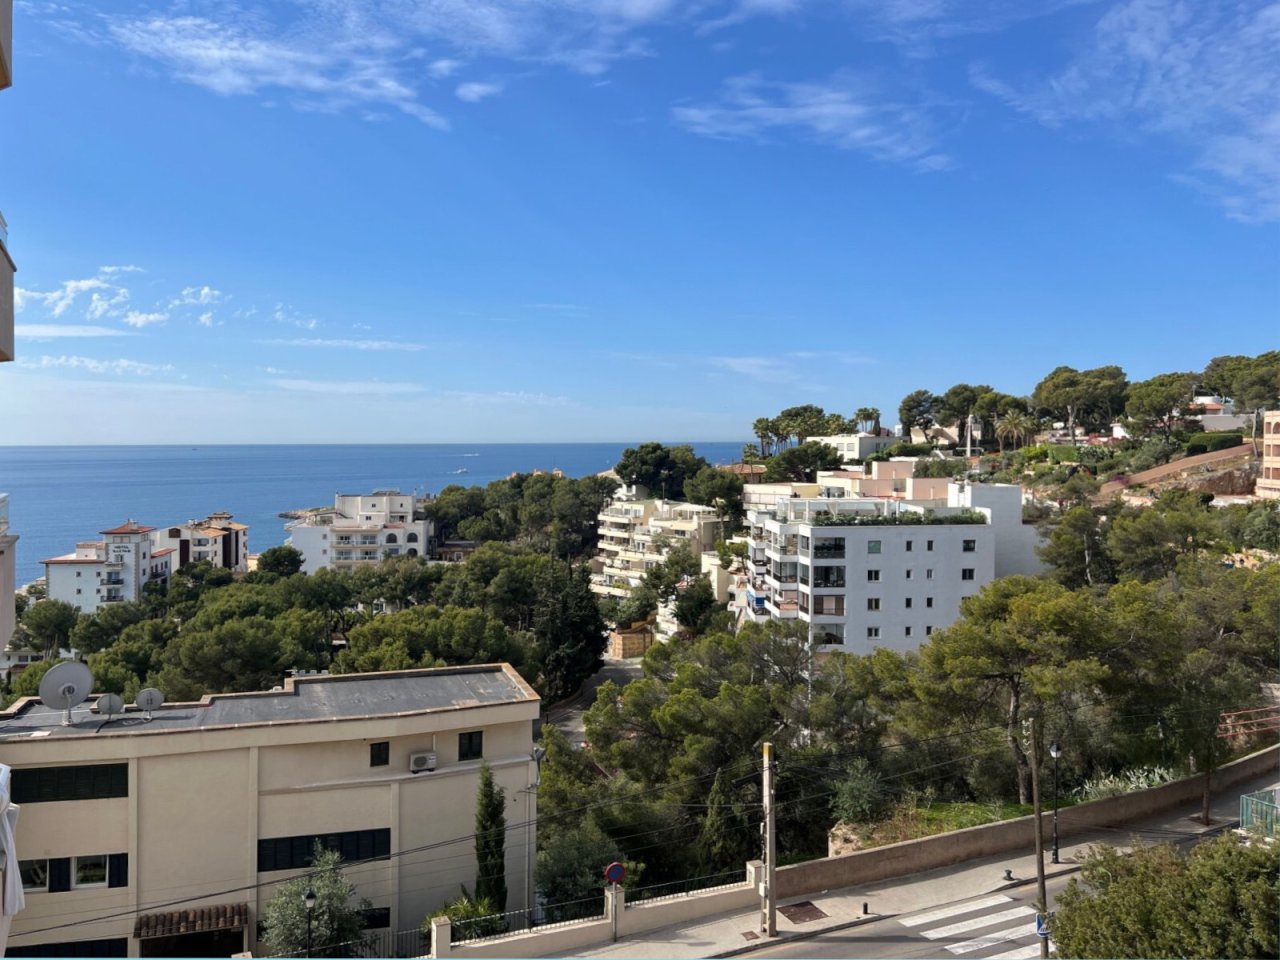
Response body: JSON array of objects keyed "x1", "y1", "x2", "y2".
[
  {"x1": 812, "y1": 545, "x2": 845, "y2": 559},
  {"x1": 1240, "y1": 789, "x2": 1278, "y2": 838}
]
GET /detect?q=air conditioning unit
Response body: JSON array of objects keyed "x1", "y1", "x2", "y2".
[{"x1": 408, "y1": 751, "x2": 437, "y2": 774}]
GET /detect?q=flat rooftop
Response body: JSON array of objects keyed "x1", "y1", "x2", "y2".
[{"x1": 0, "y1": 664, "x2": 538, "y2": 741}]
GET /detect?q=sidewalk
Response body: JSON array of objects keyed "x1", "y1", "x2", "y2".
[{"x1": 566, "y1": 771, "x2": 1277, "y2": 959}]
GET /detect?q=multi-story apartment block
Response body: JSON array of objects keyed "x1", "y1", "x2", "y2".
[
  {"x1": 286, "y1": 490, "x2": 433, "y2": 573},
  {"x1": 150, "y1": 512, "x2": 249, "y2": 572},
  {"x1": 590, "y1": 484, "x2": 723, "y2": 599},
  {"x1": 1258, "y1": 410, "x2": 1280, "y2": 500},
  {"x1": 806, "y1": 432, "x2": 898, "y2": 463},
  {"x1": 743, "y1": 481, "x2": 1041, "y2": 654},
  {"x1": 0, "y1": 494, "x2": 15, "y2": 649},
  {"x1": 1, "y1": 664, "x2": 540, "y2": 958},
  {"x1": 41, "y1": 521, "x2": 173, "y2": 614}
]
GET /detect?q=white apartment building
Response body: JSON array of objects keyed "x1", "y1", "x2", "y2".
[
  {"x1": 41, "y1": 522, "x2": 173, "y2": 615},
  {"x1": 1, "y1": 664, "x2": 540, "y2": 958},
  {"x1": 590, "y1": 485, "x2": 723, "y2": 599},
  {"x1": 806, "y1": 433, "x2": 898, "y2": 463},
  {"x1": 1258, "y1": 411, "x2": 1280, "y2": 500},
  {"x1": 286, "y1": 491, "x2": 433, "y2": 574},
  {"x1": 0, "y1": 494, "x2": 15, "y2": 650},
  {"x1": 743, "y1": 481, "x2": 1041, "y2": 654},
  {"x1": 150, "y1": 512, "x2": 249, "y2": 572}
]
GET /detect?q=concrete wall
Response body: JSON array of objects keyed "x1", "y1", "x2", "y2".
[{"x1": 777, "y1": 744, "x2": 1278, "y2": 898}]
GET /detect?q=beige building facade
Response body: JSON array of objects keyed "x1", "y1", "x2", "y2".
[
  {"x1": 590, "y1": 485, "x2": 722, "y2": 599},
  {"x1": 1259, "y1": 411, "x2": 1280, "y2": 500},
  {"x1": 1, "y1": 665, "x2": 540, "y2": 958}
]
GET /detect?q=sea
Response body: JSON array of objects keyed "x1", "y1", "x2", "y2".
[{"x1": 0, "y1": 443, "x2": 747, "y2": 586}]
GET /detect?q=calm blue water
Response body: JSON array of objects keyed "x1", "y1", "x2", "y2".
[{"x1": 0, "y1": 443, "x2": 746, "y2": 585}]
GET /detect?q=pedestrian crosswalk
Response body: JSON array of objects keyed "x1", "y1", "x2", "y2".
[{"x1": 895, "y1": 894, "x2": 1052, "y2": 959}]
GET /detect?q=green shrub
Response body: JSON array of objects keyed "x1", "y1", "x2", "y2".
[
  {"x1": 1185, "y1": 432, "x2": 1243, "y2": 456},
  {"x1": 1074, "y1": 765, "x2": 1176, "y2": 802},
  {"x1": 1048, "y1": 444, "x2": 1080, "y2": 463}
]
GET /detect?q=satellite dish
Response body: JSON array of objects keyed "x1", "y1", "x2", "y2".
[
  {"x1": 96, "y1": 693, "x2": 124, "y2": 720},
  {"x1": 38, "y1": 661, "x2": 95, "y2": 727},
  {"x1": 135, "y1": 687, "x2": 165, "y2": 721}
]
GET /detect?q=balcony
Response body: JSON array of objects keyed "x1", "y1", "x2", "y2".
[{"x1": 812, "y1": 541, "x2": 845, "y2": 559}]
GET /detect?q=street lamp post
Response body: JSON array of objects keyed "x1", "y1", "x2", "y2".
[
  {"x1": 1048, "y1": 741, "x2": 1062, "y2": 865},
  {"x1": 303, "y1": 888, "x2": 317, "y2": 957}
]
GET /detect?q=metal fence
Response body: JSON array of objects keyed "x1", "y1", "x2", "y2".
[
  {"x1": 264, "y1": 927, "x2": 425, "y2": 958},
  {"x1": 625, "y1": 870, "x2": 745, "y2": 907},
  {"x1": 1240, "y1": 789, "x2": 1278, "y2": 838},
  {"x1": 449, "y1": 895, "x2": 607, "y2": 946}
]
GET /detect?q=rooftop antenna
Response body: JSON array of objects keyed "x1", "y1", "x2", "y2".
[
  {"x1": 134, "y1": 687, "x2": 165, "y2": 721},
  {"x1": 95, "y1": 692, "x2": 124, "y2": 724},
  {"x1": 38, "y1": 661, "x2": 95, "y2": 727}
]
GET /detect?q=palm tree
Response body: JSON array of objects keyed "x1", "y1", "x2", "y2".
[
  {"x1": 752, "y1": 417, "x2": 774, "y2": 457},
  {"x1": 854, "y1": 407, "x2": 876, "y2": 433},
  {"x1": 997, "y1": 411, "x2": 1039, "y2": 451}
]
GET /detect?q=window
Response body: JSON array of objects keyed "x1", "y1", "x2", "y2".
[
  {"x1": 926, "y1": 569, "x2": 934, "y2": 580},
  {"x1": 361, "y1": 907, "x2": 392, "y2": 930},
  {"x1": 867, "y1": 540, "x2": 881, "y2": 554},
  {"x1": 20, "y1": 860, "x2": 49, "y2": 892},
  {"x1": 905, "y1": 540, "x2": 914, "y2": 552},
  {"x1": 926, "y1": 626, "x2": 934, "y2": 635},
  {"x1": 867, "y1": 570, "x2": 880, "y2": 582},
  {"x1": 370, "y1": 742, "x2": 389, "y2": 767},
  {"x1": 905, "y1": 626, "x2": 913, "y2": 637},
  {"x1": 927, "y1": 540, "x2": 934, "y2": 551},
  {"x1": 867, "y1": 598, "x2": 880, "y2": 611},
  {"x1": 905, "y1": 598, "x2": 912, "y2": 608},
  {"x1": 74, "y1": 856, "x2": 107, "y2": 888},
  {"x1": 926, "y1": 597, "x2": 934, "y2": 608},
  {"x1": 75, "y1": 571, "x2": 81, "y2": 577},
  {"x1": 258, "y1": 829, "x2": 391, "y2": 873},
  {"x1": 962, "y1": 568, "x2": 976, "y2": 581},
  {"x1": 963, "y1": 539, "x2": 976, "y2": 552},
  {"x1": 905, "y1": 569, "x2": 913, "y2": 580},
  {"x1": 12, "y1": 764, "x2": 128, "y2": 804},
  {"x1": 76, "y1": 589, "x2": 81, "y2": 595},
  {"x1": 867, "y1": 627, "x2": 880, "y2": 639},
  {"x1": 458, "y1": 731, "x2": 484, "y2": 762}
]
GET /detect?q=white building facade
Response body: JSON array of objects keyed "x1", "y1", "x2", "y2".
[
  {"x1": 150, "y1": 512, "x2": 249, "y2": 572},
  {"x1": 286, "y1": 491, "x2": 432, "y2": 574},
  {"x1": 41, "y1": 522, "x2": 173, "y2": 615},
  {"x1": 743, "y1": 481, "x2": 1041, "y2": 654},
  {"x1": 0, "y1": 494, "x2": 15, "y2": 650}
]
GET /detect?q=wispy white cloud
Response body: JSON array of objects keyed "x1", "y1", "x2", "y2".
[
  {"x1": 18, "y1": 354, "x2": 176, "y2": 376},
  {"x1": 17, "y1": 277, "x2": 111, "y2": 317},
  {"x1": 443, "y1": 390, "x2": 570, "y2": 406},
  {"x1": 674, "y1": 72, "x2": 952, "y2": 170},
  {"x1": 15, "y1": 324, "x2": 134, "y2": 339},
  {"x1": 272, "y1": 304, "x2": 319, "y2": 330},
  {"x1": 970, "y1": 0, "x2": 1280, "y2": 221},
  {"x1": 106, "y1": 14, "x2": 450, "y2": 129},
  {"x1": 273, "y1": 379, "x2": 425, "y2": 396},
  {"x1": 170, "y1": 285, "x2": 223, "y2": 307},
  {"x1": 197, "y1": 311, "x2": 215, "y2": 328},
  {"x1": 709, "y1": 355, "x2": 802, "y2": 384},
  {"x1": 122, "y1": 310, "x2": 168, "y2": 328},
  {"x1": 456, "y1": 81, "x2": 504, "y2": 102},
  {"x1": 261, "y1": 337, "x2": 427, "y2": 352},
  {"x1": 429, "y1": 58, "x2": 463, "y2": 78}
]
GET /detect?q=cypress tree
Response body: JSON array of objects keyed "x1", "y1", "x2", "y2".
[{"x1": 474, "y1": 763, "x2": 508, "y2": 913}]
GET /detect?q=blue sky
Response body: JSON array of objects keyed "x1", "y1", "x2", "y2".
[{"x1": 2, "y1": 0, "x2": 1277, "y2": 444}]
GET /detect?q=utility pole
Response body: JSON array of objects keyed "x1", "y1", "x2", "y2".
[
  {"x1": 761, "y1": 741, "x2": 777, "y2": 937},
  {"x1": 1027, "y1": 715, "x2": 1050, "y2": 959}
]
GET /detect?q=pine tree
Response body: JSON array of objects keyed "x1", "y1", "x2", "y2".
[
  {"x1": 474, "y1": 763, "x2": 508, "y2": 913},
  {"x1": 697, "y1": 769, "x2": 752, "y2": 874}
]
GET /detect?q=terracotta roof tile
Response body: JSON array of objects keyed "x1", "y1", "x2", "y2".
[
  {"x1": 135, "y1": 902, "x2": 248, "y2": 940},
  {"x1": 100, "y1": 521, "x2": 156, "y2": 535}
]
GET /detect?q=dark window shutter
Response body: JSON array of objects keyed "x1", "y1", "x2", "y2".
[
  {"x1": 107, "y1": 854, "x2": 128, "y2": 888},
  {"x1": 48, "y1": 858, "x2": 71, "y2": 893}
]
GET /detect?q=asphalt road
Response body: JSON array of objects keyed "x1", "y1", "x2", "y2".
[
  {"x1": 544, "y1": 658, "x2": 644, "y2": 745},
  {"x1": 738, "y1": 875, "x2": 1074, "y2": 960}
]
